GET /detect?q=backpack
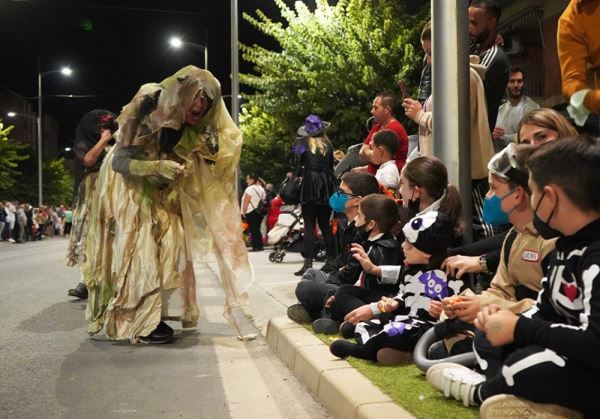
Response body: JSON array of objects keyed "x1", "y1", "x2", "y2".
[{"x1": 250, "y1": 187, "x2": 268, "y2": 216}]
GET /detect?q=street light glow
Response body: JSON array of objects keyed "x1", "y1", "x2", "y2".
[
  {"x1": 7, "y1": 112, "x2": 16, "y2": 117},
  {"x1": 61, "y1": 67, "x2": 73, "y2": 76},
  {"x1": 64, "y1": 147, "x2": 71, "y2": 152},
  {"x1": 169, "y1": 36, "x2": 183, "y2": 49}
]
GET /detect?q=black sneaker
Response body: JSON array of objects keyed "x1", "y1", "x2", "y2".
[
  {"x1": 339, "y1": 321, "x2": 356, "y2": 339},
  {"x1": 139, "y1": 327, "x2": 174, "y2": 344},
  {"x1": 330, "y1": 339, "x2": 356, "y2": 359},
  {"x1": 312, "y1": 318, "x2": 340, "y2": 335},
  {"x1": 67, "y1": 282, "x2": 88, "y2": 299},
  {"x1": 156, "y1": 321, "x2": 174, "y2": 337},
  {"x1": 287, "y1": 304, "x2": 312, "y2": 324}
]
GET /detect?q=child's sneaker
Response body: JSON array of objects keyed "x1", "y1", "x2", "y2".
[
  {"x1": 287, "y1": 304, "x2": 312, "y2": 324},
  {"x1": 426, "y1": 362, "x2": 484, "y2": 407},
  {"x1": 480, "y1": 394, "x2": 583, "y2": 419}
]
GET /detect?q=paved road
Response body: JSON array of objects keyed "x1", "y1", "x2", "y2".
[{"x1": 0, "y1": 238, "x2": 329, "y2": 419}]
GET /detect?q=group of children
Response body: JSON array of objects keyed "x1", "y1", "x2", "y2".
[{"x1": 288, "y1": 132, "x2": 600, "y2": 417}]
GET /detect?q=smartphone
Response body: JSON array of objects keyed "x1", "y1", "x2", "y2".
[{"x1": 397, "y1": 79, "x2": 410, "y2": 100}]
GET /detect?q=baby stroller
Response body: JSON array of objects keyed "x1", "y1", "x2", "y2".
[{"x1": 267, "y1": 204, "x2": 326, "y2": 263}]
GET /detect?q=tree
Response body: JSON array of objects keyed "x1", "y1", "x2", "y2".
[
  {"x1": 0, "y1": 121, "x2": 29, "y2": 191},
  {"x1": 240, "y1": 0, "x2": 429, "y2": 182},
  {"x1": 0, "y1": 147, "x2": 74, "y2": 206}
]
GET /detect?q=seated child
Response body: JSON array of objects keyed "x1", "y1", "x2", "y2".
[
  {"x1": 427, "y1": 136, "x2": 600, "y2": 417},
  {"x1": 329, "y1": 211, "x2": 464, "y2": 363},
  {"x1": 371, "y1": 130, "x2": 401, "y2": 194},
  {"x1": 434, "y1": 144, "x2": 556, "y2": 356},
  {"x1": 287, "y1": 172, "x2": 380, "y2": 324},
  {"x1": 310, "y1": 193, "x2": 403, "y2": 334}
]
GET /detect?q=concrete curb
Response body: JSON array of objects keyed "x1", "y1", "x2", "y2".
[{"x1": 265, "y1": 316, "x2": 416, "y2": 419}]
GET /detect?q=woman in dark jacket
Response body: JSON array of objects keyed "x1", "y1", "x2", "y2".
[{"x1": 292, "y1": 115, "x2": 338, "y2": 276}]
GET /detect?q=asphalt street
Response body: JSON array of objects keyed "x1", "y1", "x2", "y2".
[{"x1": 0, "y1": 238, "x2": 329, "y2": 419}]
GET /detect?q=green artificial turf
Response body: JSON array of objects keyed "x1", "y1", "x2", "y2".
[{"x1": 308, "y1": 328, "x2": 479, "y2": 419}]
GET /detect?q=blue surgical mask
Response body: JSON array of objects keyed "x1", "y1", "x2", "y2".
[
  {"x1": 328, "y1": 190, "x2": 356, "y2": 213},
  {"x1": 482, "y1": 190, "x2": 516, "y2": 225}
]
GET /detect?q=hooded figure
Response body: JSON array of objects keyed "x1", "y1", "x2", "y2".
[
  {"x1": 66, "y1": 109, "x2": 116, "y2": 274},
  {"x1": 83, "y1": 66, "x2": 253, "y2": 343}
]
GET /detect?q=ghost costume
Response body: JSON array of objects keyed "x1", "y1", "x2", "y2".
[{"x1": 83, "y1": 66, "x2": 253, "y2": 342}]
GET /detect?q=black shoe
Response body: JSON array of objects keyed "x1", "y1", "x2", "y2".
[
  {"x1": 294, "y1": 266, "x2": 308, "y2": 276},
  {"x1": 287, "y1": 304, "x2": 312, "y2": 324},
  {"x1": 339, "y1": 321, "x2": 356, "y2": 339},
  {"x1": 320, "y1": 259, "x2": 337, "y2": 274},
  {"x1": 68, "y1": 282, "x2": 88, "y2": 299},
  {"x1": 156, "y1": 321, "x2": 174, "y2": 337},
  {"x1": 312, "y1": 318, "x2": 341, "y2": 335},
  {"x1": 139, "y1": 327, "x2": 174, "y2": 344},
  {"x1": 330, "y1": 339, "x2": 356, "y2": 359}
]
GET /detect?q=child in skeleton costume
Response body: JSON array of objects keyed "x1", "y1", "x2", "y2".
[
  {"x1": 329, "y1": 211, "x2": 464, "y2": 362},
  {"x1": 82, "y1": 66, "x2": 253, "y2": 344},
  {"x1": 427, "y1": 136, "x2": 600, "y2": 418}
]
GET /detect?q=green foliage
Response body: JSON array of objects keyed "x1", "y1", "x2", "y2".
[
  {"x1": 0, "y1": 122, "x2": 29, "y2": 191},
  {"x1": 42, "y1": 158, "x2": 74, "y2": 206},
  {"x1": 240, "y1": 0, "x2": 429, "y2": 183},
  {"x1": 1, "y1": 151, "x2": 74, "y2": 207}
]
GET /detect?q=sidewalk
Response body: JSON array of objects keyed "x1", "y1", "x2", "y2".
[{"x1": 241, "y1": 249, "x2": 415, "y2": 419}]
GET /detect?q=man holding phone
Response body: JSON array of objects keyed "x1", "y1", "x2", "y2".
[{"x1": 355, "y1": 93, "x2": 409, "y2": 175}]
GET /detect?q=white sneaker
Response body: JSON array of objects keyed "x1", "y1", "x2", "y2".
[
  {"x1": 426, "y1": 362, "x2": 484, "y2": 407},
  {"x1": 480, "y1": 394, "x2": 583, "y2": 419},
  {"x1": 8, "y1": 238, "x2": 15, "y2": 243}
]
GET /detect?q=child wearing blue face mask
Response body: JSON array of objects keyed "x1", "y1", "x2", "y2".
[
  {"x1": 310, "y1": 193, "x2": 404, "y2": 334},
  {"x1": 432, "y1": 144, "x2": 556, "y2": 360},
  {"x1": 288, "y1": 173, "x2": 382, "y2": 326},
  {"x1": 428, "y1": 136, "x2": 600, "y2": 417}
]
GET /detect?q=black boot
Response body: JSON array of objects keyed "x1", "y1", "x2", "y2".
[{"x1": 294, "y1": 258, "x2": 313, "y2": 276}]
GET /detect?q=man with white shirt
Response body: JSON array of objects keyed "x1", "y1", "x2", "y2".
[{"x1": 493, "y1": 67, "x2": 540, "y2": 151}]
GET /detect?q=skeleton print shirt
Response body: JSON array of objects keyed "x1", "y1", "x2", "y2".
[{"x1": 515, "y1": 218, "x2": 600, "y2": 369}]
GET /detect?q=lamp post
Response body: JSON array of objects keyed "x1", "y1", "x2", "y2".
[
  {"x1": 37, "y1": 61, "x2": 72, "y2": 207},
  {"x1": 169, "y1": 36, "x2": 208, "y2": 70}
]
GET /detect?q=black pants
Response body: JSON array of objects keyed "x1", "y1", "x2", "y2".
[
  {"x1": 330, "y1": 284, "x2": 389, "y2": 321},
  {"x1": 474, "y1": 331, "x2": 598, "y2": 415},
  {"x1": 295, "y1": 280, "x2": 338, "y2": 320},
  {"x1": 301, "y1": 204, "x2": 336, "y2": 259},
  {"x1": 351, "y1": 319, "x2": 431, "y2": 361},
  {"x1": 246, "y1": 209, "x2": 263, "y2": 250}
]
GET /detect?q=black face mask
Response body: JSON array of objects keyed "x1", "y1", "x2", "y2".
[
  {"x1": 533, "y1": 191, "x2": 562, "y2": 240},
  {"x1": 407, "y1": 189, "x2": 421, "y2": 217},
  {"x1": 354, "y1": 221, "x2": 372, "y2": 242}
]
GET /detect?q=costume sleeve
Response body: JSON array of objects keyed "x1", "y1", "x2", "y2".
[
  {"x1": 514, "y1": 250, "x2": 600, "y2": 369},
  {"x1": 380, "y1": 265, "x2": 402, "y2": 285},
  {"x1": 557, "y1": 5, "x2": 600, "y2": 113}
]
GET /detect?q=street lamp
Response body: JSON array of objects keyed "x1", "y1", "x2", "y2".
[
  {"x1": 37, "y1": 61, "x2": 73, "y2": 206},
  {"x1": 169, "y1": 36, "x2": 209, "y2": 70}
]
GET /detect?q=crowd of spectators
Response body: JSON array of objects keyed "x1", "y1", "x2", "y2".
[{"x1": 0, "y1": 201, "x2": 73, "y2": 243}]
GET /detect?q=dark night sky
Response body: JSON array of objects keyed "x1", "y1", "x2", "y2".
[{"x1": 0, "y1": 0, "x2": 295, "y2": 146}]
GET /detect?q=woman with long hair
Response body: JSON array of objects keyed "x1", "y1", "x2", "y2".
[{"x1": 292, "y1": 114, "x2": 338, "y2": 276}]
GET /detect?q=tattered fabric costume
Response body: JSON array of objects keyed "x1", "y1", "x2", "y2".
[{"x1": 83, "y1": 66, "x2": 253, "y2": 342}]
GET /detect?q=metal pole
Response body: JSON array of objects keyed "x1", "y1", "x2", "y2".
[
  {"x1": 231, "y1": 0, "x2": 240, "y2": 198},
  {"x1": 37, "y1": 59, "x2": 43, "y2": 207},
  {"x1": 431, "y1": 0, "x2": 472, "y2": 242}
]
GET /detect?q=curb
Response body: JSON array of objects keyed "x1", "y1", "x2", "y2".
[{"x1": 265, "y1": 316, "x2": 416, "y2": 419}]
